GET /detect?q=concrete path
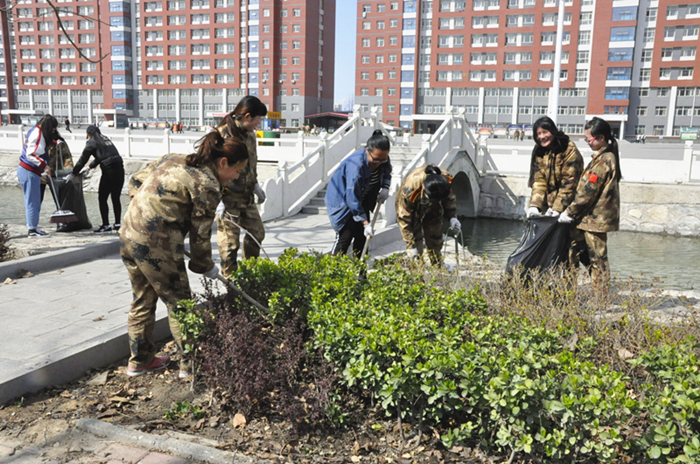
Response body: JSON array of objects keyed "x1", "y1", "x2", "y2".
[{"x1": 0, "y1": 212, "x2": 407, "y2": 406}]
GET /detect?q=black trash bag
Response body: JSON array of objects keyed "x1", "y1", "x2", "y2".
[
  {"x1": 54, "y1": 176, "x2": 92, "y2": 232},
  {"x1": 506, "y1": 216, "x2": 571, "y2": 276}
]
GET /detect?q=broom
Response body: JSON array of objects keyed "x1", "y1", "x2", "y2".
[{"x1": 46, "y1": 174, "x2": 78, "y2": 224}]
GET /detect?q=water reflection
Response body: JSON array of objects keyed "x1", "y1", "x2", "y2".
[{"x1": 458, "y1": 217, "x2": 700, "y2": 291}]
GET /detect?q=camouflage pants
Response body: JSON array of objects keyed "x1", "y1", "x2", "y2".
[
  {"x1": 216, "y1": 203, "x2": 265, "y2": 277},
  {"x1": 406, "y1": 208, "x2": 444, "y2": 265},
  {"x1": 120, "y1": 237, "x2": 191, "y2": 370},
  {"x1": 570, "y1": 229, "x2": 610, "y2": 287}
]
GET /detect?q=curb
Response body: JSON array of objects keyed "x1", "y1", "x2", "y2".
[
  {"x1": 0, "y1": 316, "x2": 171, "y2": 406},
  {"x1": 75, "y1": 418, "x2": 271, "y2": 464},
  {"x1": 0, "y1": 238, "x2": 121, "y2": 280}
]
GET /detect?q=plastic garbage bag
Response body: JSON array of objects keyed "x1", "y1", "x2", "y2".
[
  {"x1": 55, "y1": 176, "x2": 92, "y2": 232},
  {"x1": 506, "y1": 216, "x2": 571, "y2": 276}
]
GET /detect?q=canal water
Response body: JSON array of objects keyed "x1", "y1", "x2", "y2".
[{"x1": 1, "y1": 186, "x2": 698, "y2": 290}]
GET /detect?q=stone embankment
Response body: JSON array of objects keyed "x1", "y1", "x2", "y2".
[{"x1": 478, "y1": 174, "x2": 700, "y2": 237}]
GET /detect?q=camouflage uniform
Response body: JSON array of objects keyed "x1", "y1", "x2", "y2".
[
  {"x1": 119, "y1": 154, "x2": 222, "y2": 370},
  {"x1": 216, "y1": 124, "x2": 265, "y2": 276},
  {"x1": 529, "y1": 140, "x2": 583, "y2": 213},
  {"x1": 565, "y1": 145, "x2": 620, "y2": 287},
  {"x1": 128, "y1": 157, "x2": 161, "y2": 199},
  {"x1": 396, "y1": 165, "x2": 457, "y2": 265}
]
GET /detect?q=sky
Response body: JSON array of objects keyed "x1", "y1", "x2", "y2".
[{"x1": 333, "y1": 0, "x2": 358, "y2": 109}]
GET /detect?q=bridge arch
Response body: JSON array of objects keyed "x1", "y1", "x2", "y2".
[{"x1": 446, "y1": 150, "x2": 480, "y2": 218}]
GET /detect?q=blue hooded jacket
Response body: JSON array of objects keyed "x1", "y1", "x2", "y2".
[{"x1": 325, "y1": 148, "x2": 392, "y2": 232}]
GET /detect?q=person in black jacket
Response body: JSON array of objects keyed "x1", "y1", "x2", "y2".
[{"x1": 69, "y1": 125, "x2": 125, "y2": 232}]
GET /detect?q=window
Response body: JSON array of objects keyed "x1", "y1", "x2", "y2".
[
  {"x1": 609, "y1": 48, "x2": 633, "y2": 62},
  {"x1": 646, "y1": 8, "x2": 657, "y2": 22},
  {"x1": 607, "y1": 67, "x2": 632, "y2": 80},
  {"x1": 639, "y1": 69, "x2": 651, "y2": 80},
  {"x1": 612, "y1": 6, "x2": 637, "y2": 21},
  {"x1": 611, "y1": 26, "x2": 636, "y2": 41},
  {"x1": 605, "y1": 87, "x2": 629, "y2": 100},
  {"x1": 655, "y1": 106, "x2": 667, "y2": 116},
  {"x1": 293, "y1": 8, "x2": 301, "y2": 16},
  {"x1": 578, "y1": 31, "x2": 591, "y2": 45},
  {"x1": 644, "y1": 28, "x2": 655, "y2": 43},
  {"x1": 637, "y1": 106, "x2": 648, "y2": 116}
]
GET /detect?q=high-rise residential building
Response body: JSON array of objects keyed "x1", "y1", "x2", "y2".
[
  {"x1": 355, "y1": 0, "x2": 700, "y2": 139},
  {"x1": 0, "y1": 0, "x2": 335, "y2": 127}
]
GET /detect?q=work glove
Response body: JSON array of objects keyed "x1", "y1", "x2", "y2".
[
  {"x1": 64, "y1": 173, "x2": 74, "y2": 182},
  {"x1": 544, "y1": 208, "x2": 560, "y2": 217},
  {"x1": 406, "y1": 248, "x2": 419, "y2": 259},
  {"x1": 376, "y1": 187, "x2": 390, "y2": 203},
  {"x1": 253, "y1": 183, "x2": 266, "y2": 204},
  {"x1": 363, "y1": 223, "x2": 374, "y2": 238},
  {"x1": 449, "y1": 217, "x2": 461, "y2": 232},
  {"x1": 204, "y1": 264, "x2": 220, "y2": 279},
  {"x1": 215, "y1": 201, "x2": 226, "y2": 220},
  {"x1": 558, "y1": 211, "x2": 574, "y2": 224},
  {"x1": 526, "y1": 207, "x2": 541, "y2": 219},
  {"x1": 79, "y1": 167, "x2": 90, "y2": 175}
]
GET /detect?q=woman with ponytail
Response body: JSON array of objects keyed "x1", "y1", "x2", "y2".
[
  {"x1": 119, "y1": 131, "x2": 248, "y2": 379},
  {"x1": 325, "y1": 129, "x2": 393, "y2": 257},
  {"x1": 395, "y1": 164, "x2": 460, "y2": 266},
  {"x1": 559, "y1": 117, "x2": 622, "y2": 287},
  {"x1": 214, "y1": 95, "x2": 268, "y2": 276},
  {"x1": 70, "y1": 125, "x2": 125, "y2": 232}
]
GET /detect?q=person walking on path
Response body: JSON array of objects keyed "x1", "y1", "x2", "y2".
[
  {"x1": 64, "y1": 118, "x2": 72, "y2": 133},
  {"x1": 18, "y1": 115, "x2": 59, "y2": 237},
  {"x1": 558, "y1": 117, "x2": 621, "y2": 288},
  {"x1": 326, "y1": 130, "x2": 393, "y2": 257},
  {"x1": 214, "y1": 96, "x2": 268, "y2": 276},
  {"x1": 119, "y1": 131, "x2": 249, "y2": 378},
  {"x1": 68, "y1": 126, "x2": 125, "y2": 232},
  {"x1": 396, "y1": 165, "x2": 460, "y2": 266}
]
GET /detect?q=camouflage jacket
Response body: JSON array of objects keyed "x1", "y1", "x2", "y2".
[
  {"x1": 218, "y1": 123, "x2": 258, "y2": 208},
  {"x1": 128, "y1": 157, "x2": 163, "y2": 199},
  {"x1": 396, "y1": 165, "x2": 456, "y2": 247},
  {"x1": 120, "y1": 153, "x2": 222, "y2": 274},
  {"x1": 565, "y1": 145, "x2": 620, "y2": 233},
  {"x1": 41, "y1": 141, "x2": 74, "y2": 184},
  {"x1": 529, "y1": 140, "x2": 583, "y2": 213}
]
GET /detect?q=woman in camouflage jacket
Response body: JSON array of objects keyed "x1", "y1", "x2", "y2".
[
  {"x1": 120, "y1": 131, "x2": 248, "y2": 378},
  {"x1": 559, "y1": 117, "x2": 622, "y2": 287}
]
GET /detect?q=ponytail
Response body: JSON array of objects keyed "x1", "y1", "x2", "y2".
[
  {"x1": 366, "y1": 129, "x2": 391, "y2": 152},
  {"x1": 187, "y1": 131, "x2": 249, "y2": 167},
  {"x1": 216, "y1": 95, "x2": 268, "y2": 141},
  {"x1": 585, "y1": 117, "x2": 622, "y2": 181}
]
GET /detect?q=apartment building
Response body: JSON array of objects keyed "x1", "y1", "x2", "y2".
[
  {"x1": 355, "y1": 0, "x2": 700, "y2": 139},
  {"x1": 0, "y1": 0, "x2": 335, "y2": 127}
]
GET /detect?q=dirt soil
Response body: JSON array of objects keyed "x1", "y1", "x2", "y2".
[{"x1": 0, "y1": 342, "x2": 497, "y2": 464}]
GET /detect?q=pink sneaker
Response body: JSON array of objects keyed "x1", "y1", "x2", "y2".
[{"x1": 127, "y1": 355, "x2": 170, "y2": 377}]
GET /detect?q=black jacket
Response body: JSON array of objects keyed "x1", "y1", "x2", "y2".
[{"x1": 73, "y1": 135, "x2": 123, "y2": 174}]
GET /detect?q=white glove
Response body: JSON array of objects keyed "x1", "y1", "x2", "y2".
[
  {"x1": 363, "y1": 223, "x2": 374, "y2": 238},
  {"x1": 376, "y1": 187, "x2": 390, "y2": 203},
  {"x1": 253, "y1": 183, "x2": 266, "y2": 204},
  {"x1": 215, "y1": 201, "x2": 226, "y2": 220},
  {"x1": 406, "y1": 248, "x2": 419, "y2": 259},
  {"x1": 64, "y1": 173, "x2": 74, "y2": 182},
  {"x1": 449, "y1": 217, "x2": 461, "y2": 232},
  {"x1": 526, "y1": 207, "x2": 542, "y2": 219},
  {"x1": 544, "y1": 208, "x2": 560, "y2": 217},
  {"x1": 79, "y1": 167, "x2": 90, "y2": 175},
  {"x1": 558, "y1": 211, "x2": 574, "y2": 223},
  {"x1": 204, "y1": 264, "x2": 220, "y2": 279}
]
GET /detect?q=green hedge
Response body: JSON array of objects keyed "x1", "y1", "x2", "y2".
[{"x1": 229, "y1": 252, "x2": 700, "y2": 463}]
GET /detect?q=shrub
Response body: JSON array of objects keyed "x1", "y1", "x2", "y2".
[{"x1": 0, "y1": 224, "x2": 13, "y2": 262}]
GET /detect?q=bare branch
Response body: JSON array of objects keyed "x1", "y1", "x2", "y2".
[{"x1": 45, "y1": 0, "x2": 109, "y2": 64}]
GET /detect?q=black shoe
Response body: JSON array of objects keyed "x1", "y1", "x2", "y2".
[
  {"x1": 94, "y1": 224, "x2": 112, "y2": 233},
  {"x1": 28, "y1": 228, "x2": 49, "y2": 237},
  {"x1": 112, "y1": 223, "x2": 121, "y2": 231}
]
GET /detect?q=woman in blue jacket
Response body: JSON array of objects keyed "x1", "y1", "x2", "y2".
[{"x1": 325, "y1": 130, "x2": 392, "y2": 257}]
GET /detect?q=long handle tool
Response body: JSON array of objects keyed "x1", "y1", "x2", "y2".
[
  {"x1": 360, "y1": 200, "x2": 384, "y2": 260},
  {"x1": 46, "y1": 174, "x2": 78, "y2": 224}
]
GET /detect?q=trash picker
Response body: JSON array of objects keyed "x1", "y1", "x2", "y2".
[{"x1": 360, "y1": 200, "x2": 384, "y2": 261}]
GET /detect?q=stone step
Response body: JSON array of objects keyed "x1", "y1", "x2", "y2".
[
  {"x1": 301, "y1": 205, "x2": 327, "y2": 215},
  {"x1": 308, "y1": 197, "x2": 326, "y2": 206}
]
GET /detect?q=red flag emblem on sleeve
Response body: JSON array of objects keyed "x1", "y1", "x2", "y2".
[{"x1": 589, "y1": 173, "x2": 599, "y2": 183}]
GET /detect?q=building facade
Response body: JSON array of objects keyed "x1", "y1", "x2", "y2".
[
  {"x1": 355, "y1": 0, "x2": 700, "y2": 139},
  {"x1": 0, "y1": 0, "x2": 335, "y2": 127}
]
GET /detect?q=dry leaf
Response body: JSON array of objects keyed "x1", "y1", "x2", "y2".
[
  {"x1": 85, "y1": 372, "x2": 109, "y2": 386},
  {"x1": 109, "y1": 396, "x2": 133, "y2": 404},
  {"x1": 194, "y1": 418, "x2": 206, "y2": 430},
  {"x1": 97, "y1": 408, "x2": 118, "y2": 419},
  {"x1": 232, "y1": 413, "x2": 246, "y2": 429},
  {"x1": 351, "y1": 457, "x2": 361, "y2": 463},
  {"x1": 17, "y1": 270, "x2": 33, "y2": 278},
  {"x1": 209, "y1": 416, "x2": 220, "y2": 427},
  {"x1": 2, "y1": 278, "x2": 16, "y2": 285},
  {"x1": 618, "y1": 348, "x2": 635, "y2": 360},
  {"x1": 92, "y1": 316, "x2": 105, "y2": 322}
]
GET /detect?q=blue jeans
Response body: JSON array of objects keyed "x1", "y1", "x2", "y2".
[{"x1": 17, "y1": 166, "x2": 42, "y2": 230}]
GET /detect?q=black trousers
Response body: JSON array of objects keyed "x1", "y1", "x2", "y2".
[
  {"x1": 330, "y1": 218, "x2": 367, "y2": 258},
  {"x1": 99, "y1": 164, "x2": 125, "y2": 226}
]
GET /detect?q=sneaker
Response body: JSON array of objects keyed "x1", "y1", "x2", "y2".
[
  {"x1": 94, "y1": 224, "x2": 112, "y2": 233},
  {"x1": 127, "y1": 355, "x2": 170, "y2": 377},
  {"x1": 28, "y1": 228, "x2": 49, "y2": 237},
  {"x1": 178, "y1": 370, "x2": 192, "y2": 380},
  {"x1": 112, "y1": 223, "x2": 121, "y2": 231}
]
